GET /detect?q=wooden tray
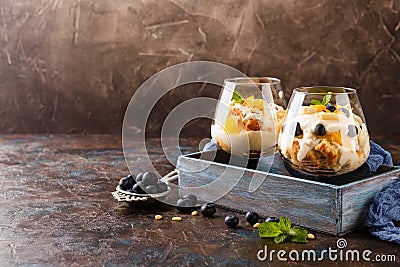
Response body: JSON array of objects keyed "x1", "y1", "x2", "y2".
[{"x1": 176, "y1": 150, "x2": 400, "y2": 236}]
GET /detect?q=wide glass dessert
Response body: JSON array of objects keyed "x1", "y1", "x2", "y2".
[
  {"x1": 211, "y1": 77, "x2": 286, "y2": 158},
  {"x1": 278, "y1": 87, "x2": 370, "y2": 176}
]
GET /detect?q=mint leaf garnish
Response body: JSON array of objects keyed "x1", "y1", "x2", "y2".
[
  {"x1": 322, "y1": 94, "x2": 332, "y2": 105},
  {"x1": 310, "y1": 99, "x2": 322, "y2": 105},
  {"x1": 279, "y1": 217, "x2": 291, "y2": 232},
  {"x1": 258, "y1": 217, "x2": 309, "y2": 244},
  {"x1": 274, "y1": 233, "x2": 288, "y2": 244},
  {"x1": 258, "y1": 222, "x2": 282, "y2": 237},
  {"x1": 289, "y1": 226, "x2": 308, "y2": 243},
  {"x1": 232, "y1": 91, "x2": 243, "y2": 104},
  {"x1": 311, "y1": 94, "x2": 332, "y2": 106}
]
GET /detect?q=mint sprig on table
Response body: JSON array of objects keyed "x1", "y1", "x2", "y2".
[
  {"x1": 258, "y1": 217, "x2": 308, "y2": 243},
  {"x1": 310, "y1": 94, "x2": 332, "y2": 105},
  {"x1": 232, "y1": 91, "x2": 244, "y2": 104}
]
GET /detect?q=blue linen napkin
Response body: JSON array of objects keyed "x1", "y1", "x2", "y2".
[
  {"x1": 366, "y1": 141, "x2": 393, "y2": 172},
  {"x1": 364, "y1": 177, "x2": 400, "y2": 244}
]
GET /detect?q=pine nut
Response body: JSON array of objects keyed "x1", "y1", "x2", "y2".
[
  {"x1": 154, "y1": 215, "x2": 163, "y2": 220},
  {"x1": 172, "y1": 216, "x2": 182, "y2": 221},
  {"x1": 191, "y1": 210, "x2": 199, "y2": 216}
]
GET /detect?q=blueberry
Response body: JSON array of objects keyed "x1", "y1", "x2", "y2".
[
  {"x1": 156, "y1": 181, "x2": 168, "y2": 193},
  {"x1": 245, "y1": 212, "x2": 259, "y2": 225},
  {"x1": 314, "y1": 124, "x2": 326, "y2": 136},
  {"x1": 177, "y1": 198, "x2": 192, "y2": 207},
  {"x1": 145, "y1": 185, "x2": 157, "y2": 194},
  {"x1": 265, "y1": 216, "x2": 279, "y2": 223},
  {"x1": 182, "y1": 194, "x2": 197, "y2": 206},
  {"x1": 142, "y1": 172, "x2": 159, "y2": 186},
  {"x1": 341, "y1": 108, "x2": 350, "y2": 117},
  {"x1": 136, "y1": 172, "x2": 144, "y2": 182},
  {"x1": 225, "y1": 215, "x2": 239, "y2": 228},
  {"x1": 295, "y1": 122, "x2": 303, "y2": 137},
  {"x1": 347, "y1": 125, "x2": 358, "y2": 138},
  {"x1": 204, "y1": 203, "x2": 215, "y2": 208},
  {"x1": 118, "y1": 174, "x2": 136, "y2": 190},
  {"x1": 132, "y1": 182, "x2": 146, "y2": 194},
  {"x1": 137, "y1": 181, "x2": 146, "y2": 189},
  {"x1": 200, "y1": 203, "x2": 216, "y2": 217},
  {"x1": 325, "y1": 104, "x2": 336, "y2": 112},
  {"x1": 176, "y1": 198, "x2": 194, "y2": 213}
]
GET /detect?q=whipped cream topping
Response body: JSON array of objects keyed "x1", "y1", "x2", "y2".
[{"x1": 230, "y1": 101, "x2": 283, "y2": 131}]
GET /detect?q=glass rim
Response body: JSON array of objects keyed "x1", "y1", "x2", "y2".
[
  {"x1": 293, "y1": 86, "x2": 357, "y2": 95},
  {"x1": 224, "y1": 77, "x2": 281, "y2": 85}
]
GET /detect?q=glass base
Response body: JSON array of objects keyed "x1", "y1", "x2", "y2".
[{"x1": 280, "y1": 154, "x2": 341, "y2": 177}]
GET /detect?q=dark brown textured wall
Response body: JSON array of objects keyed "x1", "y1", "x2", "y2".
[{"x1": 0, "y1": 0, "x2": 399, "y2": 137}]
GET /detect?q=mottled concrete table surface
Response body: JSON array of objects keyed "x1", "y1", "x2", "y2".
[{"x1": 0, "y1": 134, "x2": 398, "y2": 266}]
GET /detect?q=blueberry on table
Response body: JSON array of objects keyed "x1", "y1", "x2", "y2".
[
  {"x1": 347, "y1": 125, "x2": 358, "y2": 138},
  {"x1": 295, "y1": 122, "x2": 303, "y2": 137},
  {"x1": 142, "y1": 172, "x2": 159, "y2": 185},
  {"x1": 182, "y1": 194, "x2": 197, "y2": 206},
  {"x1": 156, "y1": 181, "x2": 168, "y2": 193},
  {"x1": 136, "y1": 172, "x2": 144, "y2": 182},
  {"x1": 177, "y1": 198, "x2": 192, "y2": 207},
  {"x1": 225, "y1": 215, "x2": 239, "y2": 228},
  {"x1": 325, "y1": 104, "x2": 336, "y2": 112},
  {"x1": 314, "y1": 124, "x2": 326, "y2": 136},
  {"x1": 145, "y1": 185, "x2": 157, "y2": 194},
  {"x1": 245, "y1": 212, "x2": 259, "y2": 225},
  {"x1": 118, "y1": 174, "x2": 136, "y2": 190},
  {"x1": 200, "y1": 203, "x2": 216, "y2": 217},
  {"x1": 264, "y1": 217, "x2": 279, "y2": 223},
  {"x1": 176, "y1": 198, "x2": 194, "y2": 213}
]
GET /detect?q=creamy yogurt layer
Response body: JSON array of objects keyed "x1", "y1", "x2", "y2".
[{"x1": 211, "y1": 124, "x2": 277, "y2": 156}]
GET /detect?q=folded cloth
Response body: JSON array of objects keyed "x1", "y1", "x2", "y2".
[
  {"x1": 365, "y1": 141, "x2": 393, "y2": 172},
  {"x1": 364, "y1": 177, "x2": 400, "y2": 244}
]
